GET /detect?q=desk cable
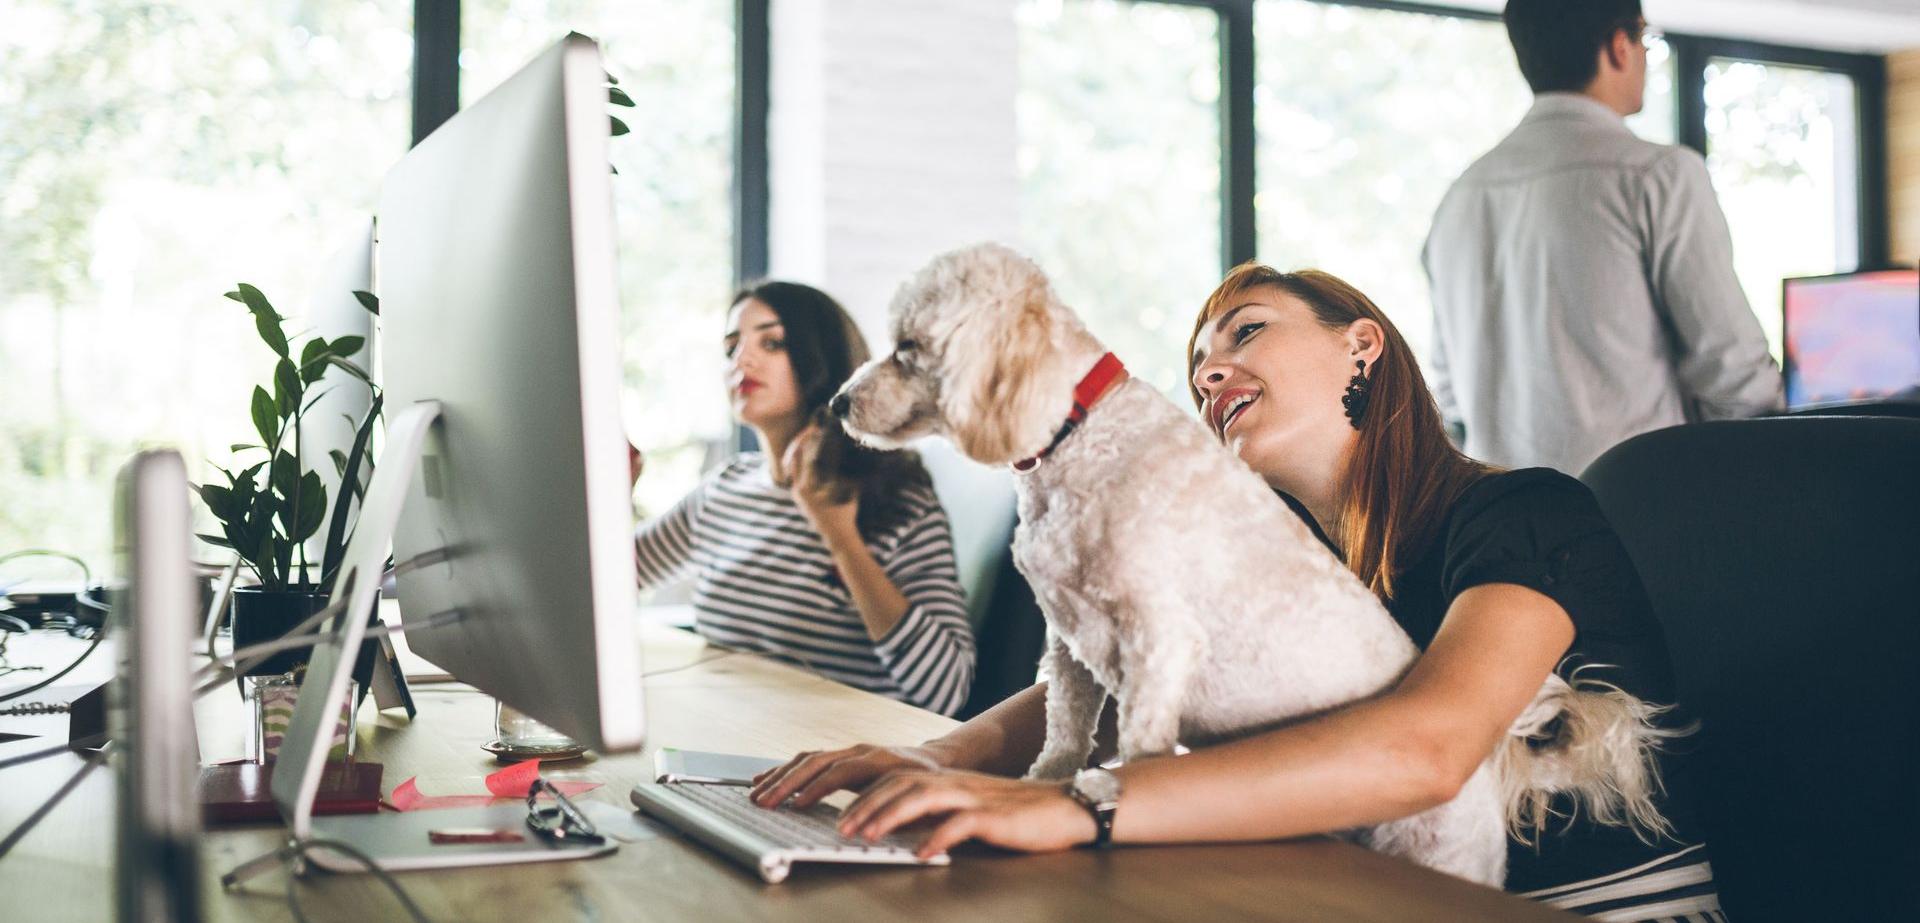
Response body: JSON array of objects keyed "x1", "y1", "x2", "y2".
[
  {"x1": 218, "y1": 837, "x2": 433, "y2": 923},
  {"x1": 639, "y1": 648, "x2": 741, "y2": 678},
  {"x1": 0, "y1": 550, "x2": 113, "y2": 705},
  {"x1": 191, "y1": 608, "x2": 465, "y2": 699}
]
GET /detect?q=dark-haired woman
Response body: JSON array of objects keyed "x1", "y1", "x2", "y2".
[{"x1": 632, "y1": 282, "x2": 975, "y2": 716}]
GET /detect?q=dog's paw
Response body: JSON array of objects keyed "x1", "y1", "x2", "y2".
[{"x1": 1024, "y1": 752, "x2": 1086, "y2": 782}]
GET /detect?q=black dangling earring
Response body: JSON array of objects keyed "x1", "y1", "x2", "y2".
[{"x1": 1341, "y1": 359, "x2": 1371, "y2": 429}]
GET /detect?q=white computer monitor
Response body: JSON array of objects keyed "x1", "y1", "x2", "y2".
[
  {"x1": 300, "y1": 219, "x2": 378, "y2": 535},
  {"x1": 263, "y1": 32, "x2": 637, "y2": 875},
  {"x1": 370, "y1": 32, "x2": 643, "y2": 755}
]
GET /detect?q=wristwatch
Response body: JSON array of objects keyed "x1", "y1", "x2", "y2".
[{"x1": 1065, "y1": 767, "x2": 1122, "y2": 849}]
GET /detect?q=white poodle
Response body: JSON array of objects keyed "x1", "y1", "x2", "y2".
[{"x1": 831, "y1": 242, "x2": 1678, "y2": 886}]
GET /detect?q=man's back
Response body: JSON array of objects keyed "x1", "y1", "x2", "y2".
[{"x1": 1424, "y1": 92, "x2": 1781, "y2": 474}]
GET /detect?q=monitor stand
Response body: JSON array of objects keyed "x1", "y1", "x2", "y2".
[{"x1": 261, "y1": 400, "x2": 615, "y2": 874}]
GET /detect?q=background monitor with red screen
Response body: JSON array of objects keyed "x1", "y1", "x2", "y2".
[{"x1": 1782, "y1": 269, "x2": 1920, "y2": 411}]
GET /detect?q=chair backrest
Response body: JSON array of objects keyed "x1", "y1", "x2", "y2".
[
  {"x1": 1581, "y1": 417, "x2": 1920, "y2": 922},
  {"x1": 915, "y1": 438, "x2": 1019, "y2": 630},
  {"x1": 913, "y1": 439, "x2": 1047, "y2": 717}
]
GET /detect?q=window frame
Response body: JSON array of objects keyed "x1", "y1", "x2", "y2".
[
  {"x1": 412, "y1": 1, "x2": 1891, "y2": 285},
  {"x1": 409, "y1": 0, "x2": 772, "y2": 287},
  {"x1": 1018, "y1": 0, "x2": 1892, "y2": 276}
]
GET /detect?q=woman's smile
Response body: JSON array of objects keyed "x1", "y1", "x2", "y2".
[{"x1": 1214, "y1": 386, "x2": 1262, "y2": 435}]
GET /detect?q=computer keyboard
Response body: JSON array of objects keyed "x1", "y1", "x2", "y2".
[{"x1": 630, "y1": 780, "x2": 949, "y2": 883}]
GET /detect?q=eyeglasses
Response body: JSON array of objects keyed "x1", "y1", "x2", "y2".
[{"x1": 524, "y1": 777, "x2": 604, "y2": 845}]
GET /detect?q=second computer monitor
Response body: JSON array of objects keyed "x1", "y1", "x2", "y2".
[{"x1": 1783, "y1": 269, "x2": 1920, "y2": 411}]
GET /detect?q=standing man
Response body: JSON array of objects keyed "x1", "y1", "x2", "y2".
[{"x1": 1424, "y1": 0, "x2": 1781, "y2": 475}]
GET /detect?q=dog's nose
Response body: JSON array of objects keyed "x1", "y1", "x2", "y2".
[{"x1": 829, "y1": 393, "x2": 851, "y2": 418}]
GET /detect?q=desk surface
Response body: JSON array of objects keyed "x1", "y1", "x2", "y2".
[{"x1": 0, "y1": 619, "x2": 1572, "y2": 922}]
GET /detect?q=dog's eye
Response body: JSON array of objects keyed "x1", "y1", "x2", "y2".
[
  {"x1": 1233, "y1": 322, "x2": 1266, "y2": 346},
  {"x1": 896, "y1": 339, "x2": 919, "y2": 353}
]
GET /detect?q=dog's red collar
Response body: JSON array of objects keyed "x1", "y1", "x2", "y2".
[{"x1": 1012, "y1": 352, "x2": 1128, "y2": 472}]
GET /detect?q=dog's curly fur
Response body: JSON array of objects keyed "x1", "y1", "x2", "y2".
[{"x1": 836, "y1": 242, "x2": 1679, "y2": 886}]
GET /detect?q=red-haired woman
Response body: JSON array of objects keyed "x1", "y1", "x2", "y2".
[{"x1": 750, "y1": 264, "x2": 1720, "y2": 920}]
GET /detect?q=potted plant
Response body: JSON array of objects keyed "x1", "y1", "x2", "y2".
[{"x1": 193, "y1": 282, "x2": 382, "y2": 758}]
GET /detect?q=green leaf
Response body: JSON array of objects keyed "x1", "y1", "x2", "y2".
[
  {"x1": 258, "y1": 531, "x2": 282, "y2": 591},
  {"x1": 328, "y1": 335, "x2": 366, "y2": 360},
  {"x1": 609, "y1": 164, "x2": 618, "y2": 175},
  {"x1": 324, "y1": 355, "x2": 372, "y2": 384},
  {"x1": 223, "y1": 290, "x2": 246, "y2": 303},
  {"x1": 196, "y1": 532, "x2": 234, "y2": 549},
  {"x1": 228, "y1": 443, "x2": 260, "y2": 454},
  {"x1": 294, "y1": 473, "x2": 327, "y2": 543},
  {"x1": 251, "y1": 386, "x2": 277, "y2": 448},
  {"x1": 328, "y1": 449, "x2": 349, "y2": 477},
  {"x1": 320, "y1": 391, "x2": 382, "y2": 594},
  {"x1": 604, "y1": 70, "x2": 619, "y2": 85},
  {"x1": 299, "y1": 385, "x2": 337, "y2": 418},
  {"x1": 195, "y1": 483, "x2": 235, "y2": 522},
  {"x1": 236, "y1": 283, "x2": 289, "y2": 357},
  {"x1": 610, "y1": 115, "x2": 629, "y2": 136},
  {"x1": 235, "y1": 461, "x2": 267, "y2": 487},
  {"x1": 271, "y1": 451, "x2": 300, "y2": 498},
  {"x1": 352, "y1": 290, "x2": 379, "y2": 316},
  {"x1": 274, "y1": 357, "x2": 302, "y2": 415},
  {"x1": 608, "y1": 87, "x2": 634, "y2": 107},
  {"x1": 299, "y1": 337, "x2": 330, "y2": 383}
]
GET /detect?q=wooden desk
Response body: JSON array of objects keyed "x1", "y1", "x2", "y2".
[{"x1": 0, "y1": 623, "x2": 1572, "y2": 922}]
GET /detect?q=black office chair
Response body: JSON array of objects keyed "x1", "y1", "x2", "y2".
[{"x1": 1581, "y1": 417, "x2": 1920, "y2": 922}]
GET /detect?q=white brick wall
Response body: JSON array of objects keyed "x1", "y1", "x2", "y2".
[{"x1": 768, "y1": 0, "x2": 1021, "y2": 341}]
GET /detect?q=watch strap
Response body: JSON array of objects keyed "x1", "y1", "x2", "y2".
[{"x1": 1065, "y1": 776, "x2": 1117, "y2": 849}]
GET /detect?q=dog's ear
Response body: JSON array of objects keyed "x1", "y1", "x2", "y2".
[{"x1": 939, "y1": 279, "x2": 1072, "y2": 465}]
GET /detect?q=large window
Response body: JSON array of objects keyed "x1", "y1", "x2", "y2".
[
  {"x1": 1016, "y1": 0, "x2": 1685, "y2": 373},
  {"x1": 1252, "y1": 1, "x2": 1527, "y2": 359},
  {"x1": 1016, "y1": 0, "x2": 1224, "y2": 397},
  {"x1": 0, "y1": 1, "x2": 741, "y2": 574},
  {"x1": 1251, "y1": 1, "x2": 1674, "y2": 360},
  {"x1": 461, "y1": 1, "x2": 738, "y2": 519},
  {"x1": 0, "y1": 0, "x2": 412, "y2": 569},
  {"x1": 1703, "y1": 58, "x2": 1862, "y2": 360}
]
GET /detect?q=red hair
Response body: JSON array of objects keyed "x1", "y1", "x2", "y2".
[{"x1": 1187, "y1": 263, "x2": 1492, "y2": 599}]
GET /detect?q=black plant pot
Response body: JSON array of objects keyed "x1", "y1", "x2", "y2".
[{"x1": 230, "y1": 585, "x2": 382, "y2": 696}]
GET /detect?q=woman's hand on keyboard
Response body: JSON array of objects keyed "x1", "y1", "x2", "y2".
[
  {"x1": 838, "y1": 768, "x2": 1097, "y2": 860},
  {"x1": 749, "y1": 744, "x2": 944, "y2": 809}
]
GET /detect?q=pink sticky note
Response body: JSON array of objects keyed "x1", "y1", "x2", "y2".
[
  {"x1": 484, "y1": 758, "x2": 543, "y2": 797},
  {"x1": 390, "y1": 777, "x2": 424, "y2": 812},
  {"x1": 385, "y1": 767, "x2": 602, "y2": 812}
]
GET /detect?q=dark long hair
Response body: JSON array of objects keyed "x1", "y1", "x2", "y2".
[{"x1": 733, "y1": 281, "x2": 933, "y2": 541}]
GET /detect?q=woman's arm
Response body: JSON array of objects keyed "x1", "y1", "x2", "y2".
[
  {"x1": 835, "y1": 584, "x2": 1575, "y2": 856},
  {"x1": 785, "y1": 427, "x2": 913, "y2": 639},
  {"x1": 632, "y1": 481, "x2": 704, "y2": 590},
  {"x1": 1109, "y1": 584, "x2": 1573, "y2": 843},
  {"x1": 814, "y1": 513, "x2": 912, "y2": 638},
  {"x1": 786, "y1": 429, "x2": 977, "y2": 715}
]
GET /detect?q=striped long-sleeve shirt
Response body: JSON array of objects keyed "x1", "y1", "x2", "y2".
[{"x1": 633, "y1": 454, "x2": 975, "y2": 716}]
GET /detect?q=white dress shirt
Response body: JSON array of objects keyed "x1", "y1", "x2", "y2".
[{"x1": 1423, "y1": 92, "x2": 1783, "y2": 475}]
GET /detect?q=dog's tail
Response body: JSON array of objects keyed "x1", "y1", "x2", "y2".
[{"x1": 1496, "y1": 666, "x2": 1693, "y2": 847}]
